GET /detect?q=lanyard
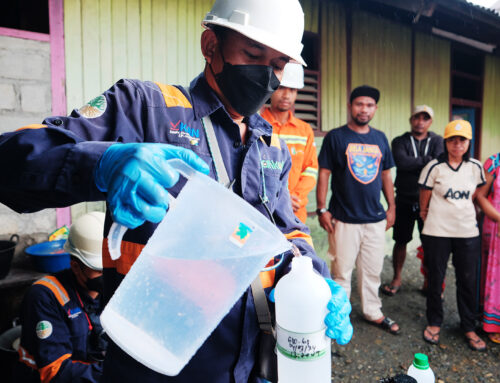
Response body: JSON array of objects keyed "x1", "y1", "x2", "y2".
[
  {"x1": 410, "y1": 135, "x2": 430, "y2": 158},
  {"x1": 75, "y1": 290, "x2": 93, "y2": 331},
  {"x1": 200, "y1": 114, "x2": 269, "y2": 204}
]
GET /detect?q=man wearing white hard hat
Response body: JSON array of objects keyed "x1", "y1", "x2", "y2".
[
  {"x1": 16, "y1": 212, "x2": 106, "y2": 383},
  {"x1": 261, "y1": 63, "x2": 318, "y2": 223},
  {"x1": 0, "y1": 0, "x2": 353, "y2": 381}
]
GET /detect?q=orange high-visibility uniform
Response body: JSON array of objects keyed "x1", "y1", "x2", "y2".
[{"x1": 261, "y1": 107, "x2": 318, "y2": 222}]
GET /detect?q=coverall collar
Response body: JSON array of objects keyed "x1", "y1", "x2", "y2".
[{"x1": 189, "y1": 74, "x2": 274, "y2": 146}]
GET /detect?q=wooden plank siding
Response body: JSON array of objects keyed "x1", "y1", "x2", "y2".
[
  {"x1": 414, "y1": 32, "x2": 451, "y2": 135},
  {"x1": 301, "y1": 0, "x2": 320, "y2": 34},
  {"x1": 351, "y1": 11, "x2": 412, "y2": 142},
  {"x1": 481, "y1": 55, "x2": 500, "y2": 162},
  {"x1": 319, "y1": 0, "x2": 347, "y2": 132},
  {"x1": 63, "y1": 0, "x2": 212, "y2": 217},
  {"x1": 64, "y1": 0, "x2": 211, "y2": 112}
]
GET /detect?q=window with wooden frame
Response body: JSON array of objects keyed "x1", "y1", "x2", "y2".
[{"x1": 296, "y1": 32, "x2": 321, "y2": 131}]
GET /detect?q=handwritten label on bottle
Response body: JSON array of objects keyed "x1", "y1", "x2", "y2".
[{"x1": 276, "y1": 323, "x2": 329, "y2": 361}]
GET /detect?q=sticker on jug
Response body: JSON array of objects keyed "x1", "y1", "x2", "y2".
[
  {"x1": 229, "y1": 221, "x2": 254, "y2": 248},
  {"x1": 276, "y1": 323, "x2": 329, "y2": 361}
]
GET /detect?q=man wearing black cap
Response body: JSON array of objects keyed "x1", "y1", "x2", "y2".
[{"x1": 317, "y1": 85, "x2": 400, "y2": 335}]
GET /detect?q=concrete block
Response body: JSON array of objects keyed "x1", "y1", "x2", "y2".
[
  {"x1": 0, "y1": 204, "x2": 57, "y2": 236},
  {"x1": 0, "y1": 37, "x2": 50, "y2": 81},
  {"x1": 0, "y1": 83, "x2": 17, "y2": 110},
  {"x1": 20, "y1": 84, "x2": 52, "y2": 113},
  {"x1": 0, "y1": 114, "x2": 47, "y2": 135}
]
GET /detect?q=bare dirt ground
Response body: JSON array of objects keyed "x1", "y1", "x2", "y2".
[{"x1": 329, "y1": 248, "x2": 500, "y2": 382}]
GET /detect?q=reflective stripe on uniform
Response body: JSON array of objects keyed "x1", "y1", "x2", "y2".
[
  {"x1": 34, "y1": 276, "x2": 70, "y2": 306},
  {"x1": 39, "y1": 353, "x2": 72, "y2": 383},
  {"x1": 278, "y1": 134, "x2": 307, "y2": 146},
  {"x1": 154, "y1": 83, "x2": 192, "y2": 109},
  {"x1": 284, "y1": 230, "x2": 314, "y2": 248},
  {"x1": 301, "y1": 167, "x2": 318, "y2": 180},
  {"x1": 16, "y1": 124, "x2": 47, "y2": 131},
  {"x1": 18, "y1": 346, "x2": 37, "y2": 369}
]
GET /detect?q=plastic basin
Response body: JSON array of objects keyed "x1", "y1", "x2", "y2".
[{"x1": 25, "y1": 240, "x2": 70, "y2": 273}]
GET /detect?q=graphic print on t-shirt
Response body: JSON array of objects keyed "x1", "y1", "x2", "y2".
[{"x1": 346, "y1": 143, "x2": 382, "y2": 184}]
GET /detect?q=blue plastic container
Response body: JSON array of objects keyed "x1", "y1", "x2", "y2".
[{"x1": 25, "y1": 240, "x2": 70, "y2": 273}]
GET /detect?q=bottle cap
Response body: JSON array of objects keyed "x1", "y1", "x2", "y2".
[{"x1": 413, "y1": 353, "x2": 429, "y2": 370}]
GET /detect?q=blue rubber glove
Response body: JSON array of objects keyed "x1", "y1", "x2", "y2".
[
  {"x1": 324, "y1": 278, "x2": 353, "y2": 345},
  {"x1": 268, "y1": 277, "x2": 353, "y2": 345},
  {"x1": 95, "y1": 143, "x2": 209, "y2": 228}
]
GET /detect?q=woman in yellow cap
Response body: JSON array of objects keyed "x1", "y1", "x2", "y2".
[{"x1": 418, "y1": 120, "x2": 487, "y2": 351}]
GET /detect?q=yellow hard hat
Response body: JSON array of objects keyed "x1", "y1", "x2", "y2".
[{"x1": 444, "y1": 120, "x2": 472, "y2": 140}]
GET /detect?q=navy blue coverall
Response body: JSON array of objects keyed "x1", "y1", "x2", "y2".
[
  {"x1": 16, "y1": 269, "x2": 102, "y2": 383},
  {"x1": 0, "y1": 74, "x2": 330, "y2": 382}
]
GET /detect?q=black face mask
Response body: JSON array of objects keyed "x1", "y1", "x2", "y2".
[
  {"x1": 214, "y1": 62, "x2": 280, "y2": 117},
  {"x1": 86, "y1": 275, "x2": 104, "y2": 294}
]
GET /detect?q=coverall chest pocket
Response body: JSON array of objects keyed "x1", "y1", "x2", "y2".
[
  {"x1": 67, "y1": 315, "x2": 90, "y2": 360},
  {"x1": 261, "y1": 168, "x2": 282, "y2": 211}
]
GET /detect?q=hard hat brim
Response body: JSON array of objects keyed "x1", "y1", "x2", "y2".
[{"x1": 203, "y1": 20, "x2": 307, "y2": 66}]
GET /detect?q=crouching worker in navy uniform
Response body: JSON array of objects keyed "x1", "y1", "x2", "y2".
[{"x1": 16, "y1": 212, "x2": 107, "y2": 383}]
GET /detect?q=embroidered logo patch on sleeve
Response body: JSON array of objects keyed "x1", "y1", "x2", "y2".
[
  {"x1": 78, "y1": 95, "x2": 107, "y2": 118},
  {"x1": 36, "y1": 320, "x2": 53, "y2": 339}
]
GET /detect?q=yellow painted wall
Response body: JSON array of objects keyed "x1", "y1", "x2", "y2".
[
  {"x1": 481, "y1": 55, "x2": 500, "y2": 161},
  {"x1": 351, "y1": 11, "x2": 412, "y2": 142},
  {"x1": 320, "y1": 0, "x2": 347, "y2": 132},
  {"x1": 414, "y1": 32, "x2": 450, "y2": 135}
]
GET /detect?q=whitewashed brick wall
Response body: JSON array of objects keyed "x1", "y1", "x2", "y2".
[{"x1": 0, "y1": 35, "x2": 56, "y2": 237}]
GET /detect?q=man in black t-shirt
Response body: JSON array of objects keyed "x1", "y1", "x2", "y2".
[
  {"x1": 382, "y1": 105, "x2": 443, "y2": 297},
  {"x1": 317, "y1": 85, "x2": 400, "y2": 335}
]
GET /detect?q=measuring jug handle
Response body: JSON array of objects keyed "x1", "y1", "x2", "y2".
[{"x1": 107, "y1": 158, "x2": 198, "y2": 260}]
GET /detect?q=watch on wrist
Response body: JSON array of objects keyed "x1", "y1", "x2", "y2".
[{"x1": 316, "y1": 207, "x2": 328, "y2": 216}]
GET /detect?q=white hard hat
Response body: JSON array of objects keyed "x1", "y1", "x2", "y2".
[
  {"x1": 202, "y1": 0, "x2": 306, "y2": 66},
  {"x1": 64, "y1": 212, "x2": 105, "y2": 271},
  {"x1": 280, "y1": 63, "x2": 304, "y2": 89}
]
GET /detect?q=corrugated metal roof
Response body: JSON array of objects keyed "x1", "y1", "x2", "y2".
[{"x1": 463, "y1": 0, "x2": 500, "y2": 16}]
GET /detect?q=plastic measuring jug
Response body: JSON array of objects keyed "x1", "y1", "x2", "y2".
[{"x1": 101, "y1": 159, "x2": 292, "y2": 376}]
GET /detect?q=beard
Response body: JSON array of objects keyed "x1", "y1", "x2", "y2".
[{"x1": 352, "y1": 115, "x2": 371, "y2": 126}]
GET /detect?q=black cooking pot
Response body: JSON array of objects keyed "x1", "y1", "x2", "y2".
[
  {"x1": 0, "y1": 325, "x2": 22, "y2": 383},
  {"x1": 0, "y1": 234, "x2": 19, "y2": 279}
]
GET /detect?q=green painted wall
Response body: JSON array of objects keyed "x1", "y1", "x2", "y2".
[
  {"x1": 414, "y1": 32, "x2": 450, "y2": 135},
  {"x1": 64, "y1": 0, "x2": 212, "y2": 114},
  {"x1": 64, "y1": 0, "x2": 212, "y2": 217},
  {"x1": 351, "y1": 11, "x2": 412, "y2": 142},
  {"x1": 320, "y1": 0, "x2": 347, "y2": 131},
  {"x1": 301, "y1": 0, "x2": 320, "y2": 34},
  {"x1": 482, "y1": 55, "x2": 500, "y2": 161}
]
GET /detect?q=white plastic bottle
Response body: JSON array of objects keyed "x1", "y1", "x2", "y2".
[
  {"x1": 274, "y1": 256, "x2": 331, "y2": 383},
  {"x1": 407, "y1": 353, "x2": 435, "y2": 383}
]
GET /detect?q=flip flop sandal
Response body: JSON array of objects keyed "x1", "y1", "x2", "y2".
[
  {"x1": 367, "y1": 317, "x2": 401, "y2": 335},
  {"x1": 381, "y1": 284, "x2": 400, "y2": 296},
  {"x1": 488, "y1": 333, "x2": 500, "y2": 344},
  {"x1": 465, "y1": 334, "x2": 487, "y2": 352},
  {"x1": 423, "y1": 327, "x2": 440, "y2": 345}
]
